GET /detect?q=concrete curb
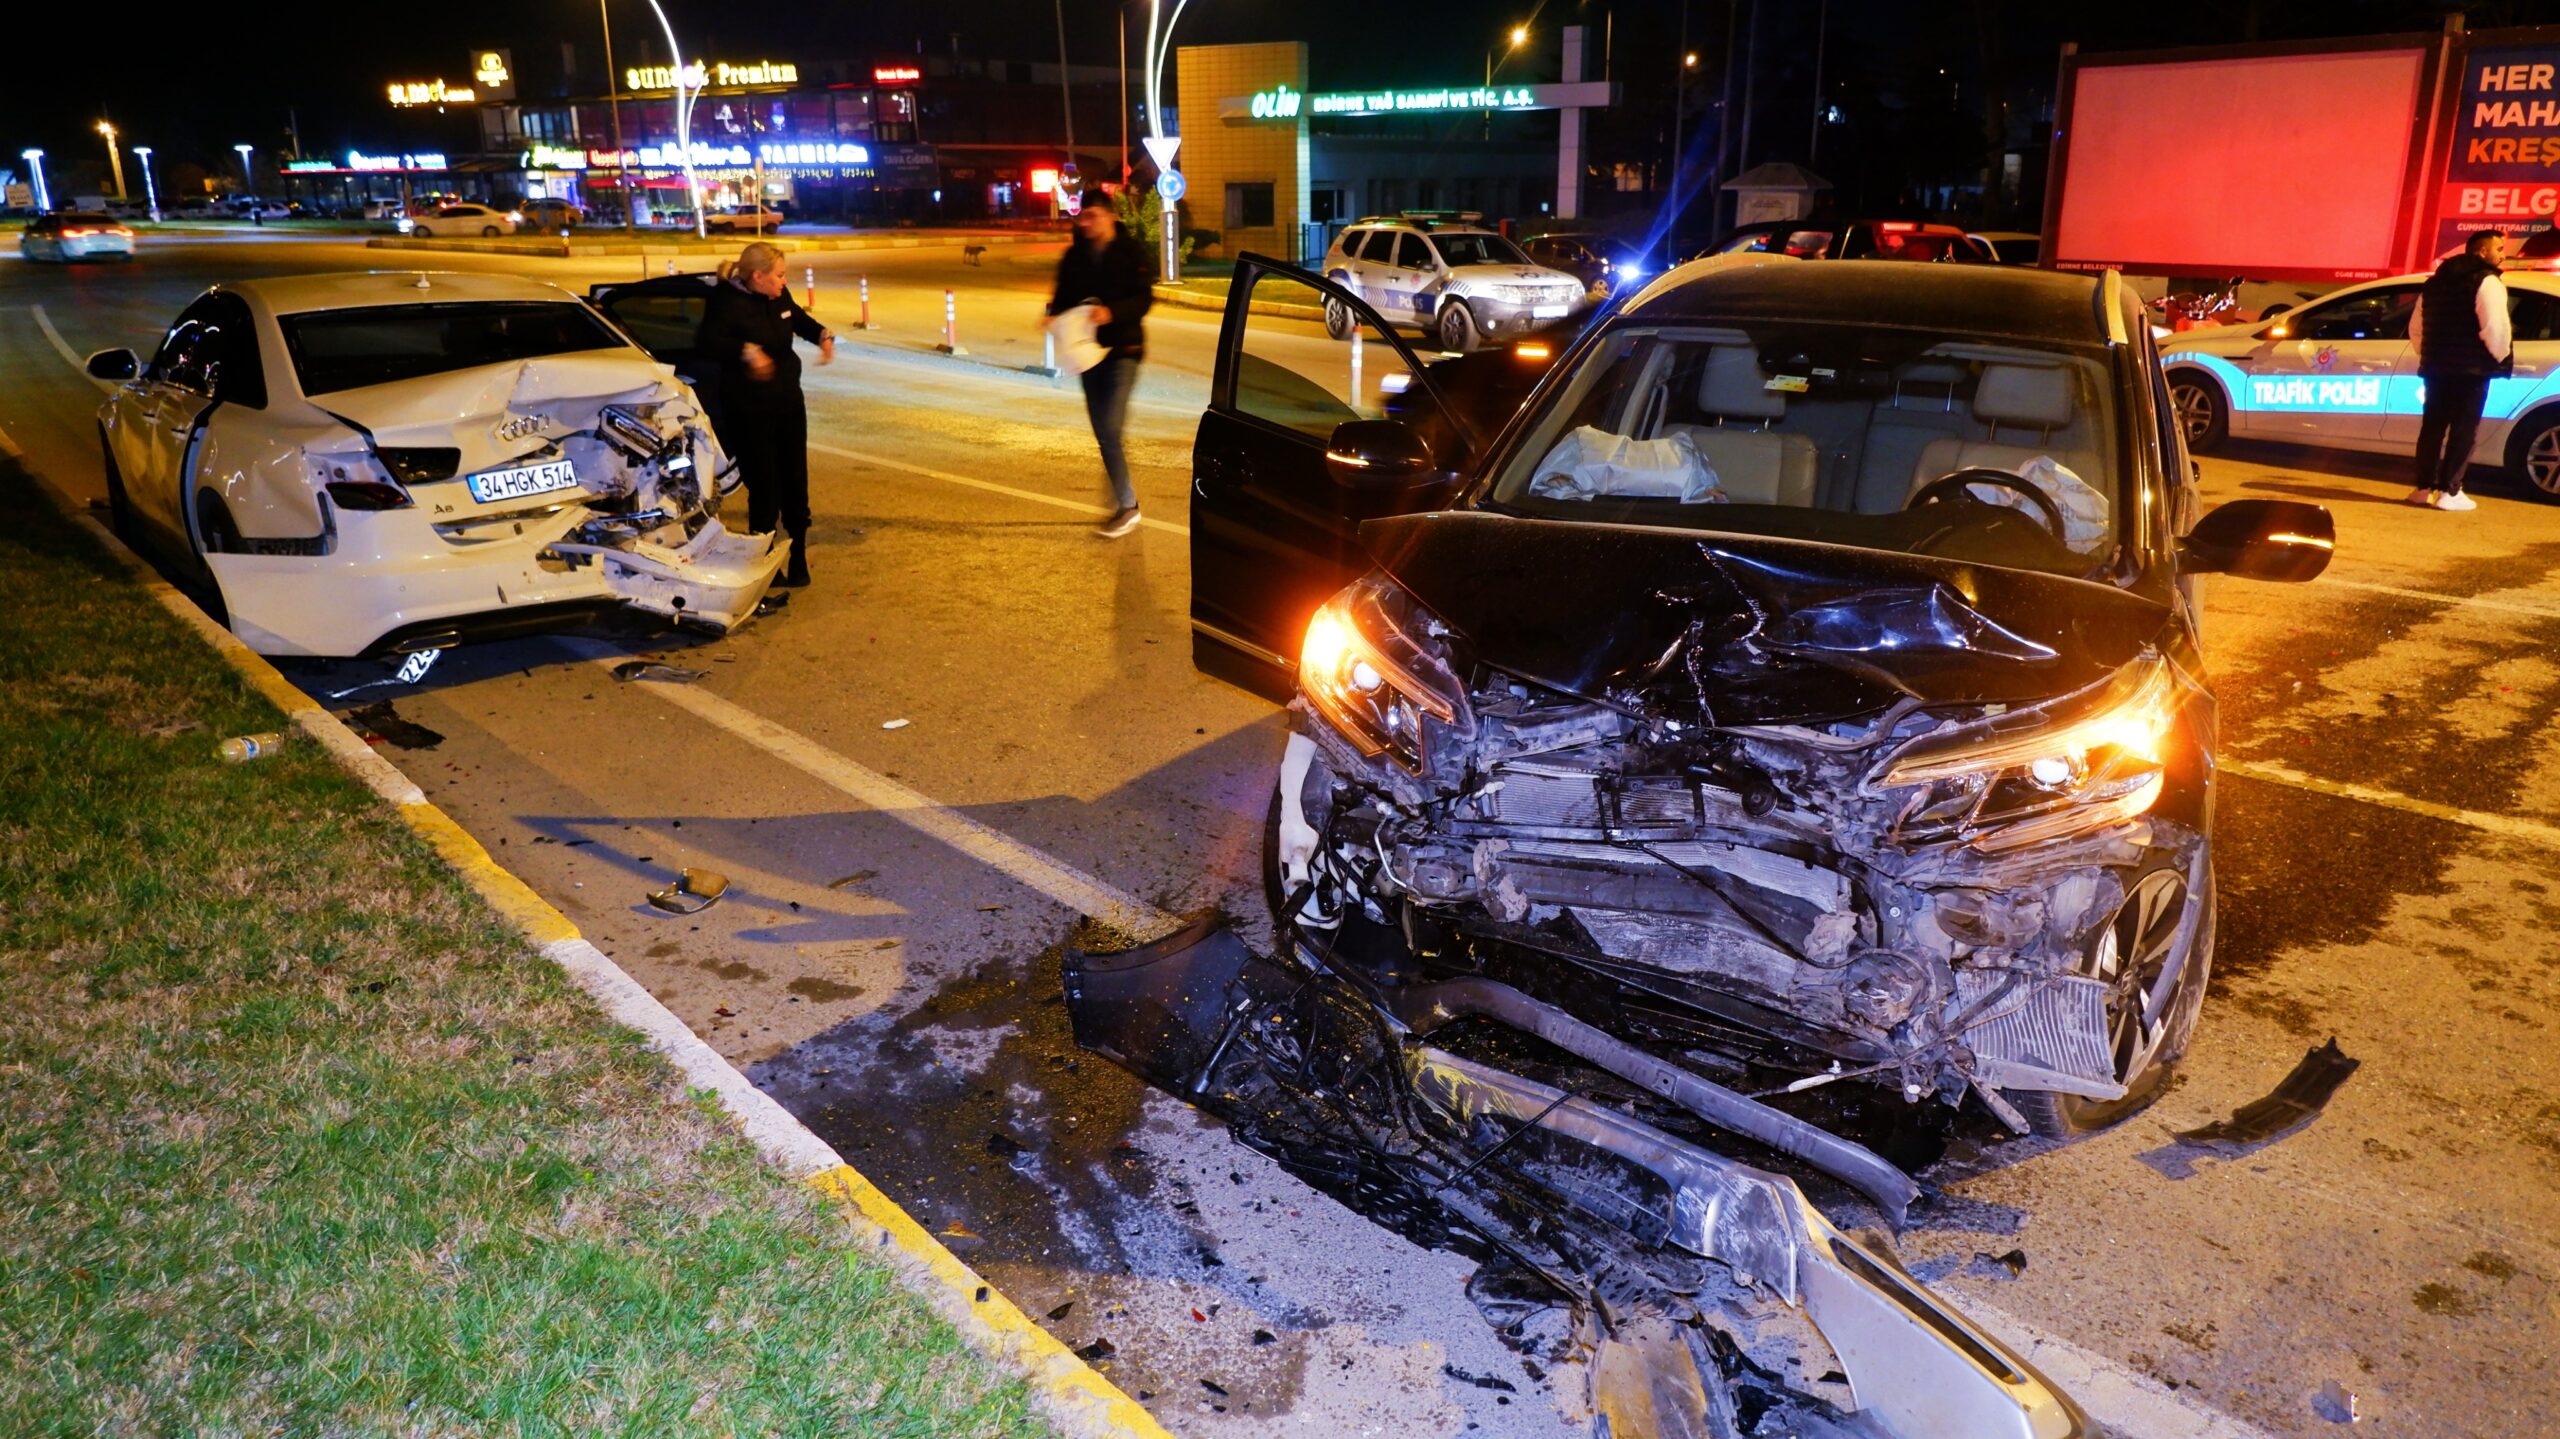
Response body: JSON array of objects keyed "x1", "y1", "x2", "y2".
[
  {"x1": 5, "y1": 440, "x2": 1171, "y2": 1439},
  {"x1": 1149, "y1": 281, "x2": 1323, "y2": 322},
  {"x1": 371, "y1": 231, "x2": 1059, "y2": 259}
]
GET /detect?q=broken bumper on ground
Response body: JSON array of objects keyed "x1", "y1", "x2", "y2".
[{"x1": 1065, "y1": 921, "x2": 2089, "y2": 1438}]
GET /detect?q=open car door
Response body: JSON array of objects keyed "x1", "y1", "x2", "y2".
[
  {"x1": 587, "y1": 274, "x2": 725, "y2": 439},
  {"x1": 1190, "y1": 255, "x2": 1477, "y2": 701}
]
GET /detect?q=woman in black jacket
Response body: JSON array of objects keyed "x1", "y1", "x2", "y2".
[{"x1": 696, "y1": 242, "x2": 834, "y2": 585}]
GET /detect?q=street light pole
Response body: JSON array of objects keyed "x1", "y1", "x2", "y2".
[
  {"x1": 96, "y1": 122, "x2": 127, "y2": 201},
  {"x1": 233, "y1": 143, "x2": 255, "y2": 199},
  {"x1": 1143, "y1": 0, "x2": 1193, "y2": 281},
  {"x1": 21, "y1": 150, "x2": 50, "y2": 213},
  {"x1": 598, "y1": 0, "x2": 636, "y2": 233},
  {"x1": 638, "y1": 0, "x2": 707, "y2": 239},
  {"x1": 132, "y1": 145, "x2": 160, "y2": 223}
]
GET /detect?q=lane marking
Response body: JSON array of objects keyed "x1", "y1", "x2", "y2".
[
  {"x1": 581, "y1": 645, "x2": 1180, "y2": 939},
  {"x1": 810, "y1": 439, "x2": 1190, "y2": 536},
  {"x1": 30, "y1": 303, "x2": 88, "y2": 373},
  {"x1": 2225, "y1": 757, "x2": 2560, "y2": 850},
  {"x1": 2317, "y1": 576, "x2": 2560, "y2": 623}
]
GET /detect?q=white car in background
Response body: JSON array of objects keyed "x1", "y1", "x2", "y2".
[
  {"x1": 2160, "y1": 269, "x2": 2560, "y2": 496},
  {"x1": 1320, "y1": 215, "x2": 1588, "y2": 352},
  {"x1": 403, "y1": 203, "x2": 523, "y2": 237},
  {"x1": 88, "y1": 271, "x2": 782, "y2": 657},
  {"x1": 21, "y1": 213, "x2": 138, "y2": 263}
]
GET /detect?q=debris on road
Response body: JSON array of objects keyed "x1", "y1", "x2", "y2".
[
  {"x1": 1063, "y1": 917, "x2": 2090, "y2": 1438},
  {"x1": 217, "y1": 731, "x2": 288, "y2": 764},
  {"x1": 882, "y1": 718, "x2": 911, "y2": 730},
  {"x1": 646, "y1": 868, "x2": 730, "y2": 915},
  {"x1": 324, "y1": 647, "x2": 443, "y2": 700},
  {"x1": 826, "y1": 870, "x2": 879, "y2": 889},
  {"x1": 2176, "y1": 1038, "x2": 2360, "y2": 1151},
  {"x1": 611, "y1": 659, "x2": 708, "y2": 684},
  {"x1": 2312, "y1": 1378, "x2": 2361, "y2": 1423},
  {"x1": 1074, "y1": 1337, "x2": 1115, "y2": 1362},
  {"x1": 339, "y1": 701, "x2": 445, "y2": 750},
  {"x1": 1970, "y1": 1248, "x2": 2030, "y2": 1280}
]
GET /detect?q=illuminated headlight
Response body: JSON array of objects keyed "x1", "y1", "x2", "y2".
[
  {"x1": 505, "y1": 211, "x2": 524, "y2": 223},
  {"x1": 1299, "y1": 574, "x2": 1470, "y2": 772},
  {"x1": 1879, "y1": 657, "x2": 2183, "y2": 851}
]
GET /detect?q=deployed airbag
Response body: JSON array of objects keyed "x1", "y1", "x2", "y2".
[{"x1": 1529, "y1": 426, "x2": 1726, "y2": 503}]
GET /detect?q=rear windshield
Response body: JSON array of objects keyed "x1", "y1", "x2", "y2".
[
  {"x1": 1432, "y1": 233, "x2": 1531, "y2": 267},
  {"x1": 279, "y1": 302, "x2": 627, "y2": 396}
]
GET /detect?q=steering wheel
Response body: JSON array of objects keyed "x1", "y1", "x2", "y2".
[{"x1": 1905, "y1": 466, "x2": 2068, "y2": 542}]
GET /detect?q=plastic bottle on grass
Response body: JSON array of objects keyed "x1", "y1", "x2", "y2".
[{"x1": 219, "y1": 732, "x2": 286, "y2": 764}]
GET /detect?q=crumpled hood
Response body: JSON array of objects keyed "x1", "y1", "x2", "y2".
[
  {"x1": 315, "y1": 352, "x2": 685, "y2": 476},
  {"x1": 1359, "y1": 510, "x2": 2168, "y2": 721},
  {"x1": 1450, "y1": 264, "x2": 1580, "y2": 290}
]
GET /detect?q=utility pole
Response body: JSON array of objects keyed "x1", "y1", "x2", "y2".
[
  {"x1": 1737, "y1": 0, "x2": 1760, "y2": 180},
  {"x1": 1054, "y1": 0, "x2": 1078, "y2": 178},
  {"x1": 1808, "y1": 0, "x2": 1827, "y2": 166},
  {"x1": 289, "y1": 108, "x2": 304, "y2": 161},
  {"x1": 1669, "y1": 0, "x2": 1689, "y2": 258},
  {"x1": 599, "y1": 0, "x2": 636, "y2": 233}
]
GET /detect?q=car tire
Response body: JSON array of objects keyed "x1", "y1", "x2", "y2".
[
  {"x1": 2013, "y1": 862, "x2": 2214, "y2": 1139},
  {"x1": 1437, "y1": 300, "x2": 1481, "y2": 354},
  {"x1": 481, "y1": 225, "x2": 501, "y2": 237},
  {"x1": 2509, "y1": 408, "x2": 2560, "y2": 500},
  {"x1": 2167, "y1": 372, "x2": 2229, "y2": 455},
  {"x1": 1323, "y1": 289, "x2": 1357, "y2": 342},
  {"x1": 100, "y1": 430, "x2": 139, "y2": 547},
  {"x1": 410, "y1": 225, "x2": 433, "y2": 238}
]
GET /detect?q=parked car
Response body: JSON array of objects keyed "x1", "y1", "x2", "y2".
[
  {"x1": 1521, "y1": 229, "x2": 1659, "y2": 294},
  {"x1": 359, "y1": 199, "x2": 408, "y2": 222},
  {"x1": 85, "y1": 271, "x2": 780, "y2": 658},
  {"x1": 1709, "y1": 219, "x2": 1991, "y2": 263},
  {"x1": 1971, "y1": 230, "x2": 2043, "y2": 265},
  {"x1": 404, "y1": 203, "x2": 523, "y2": 238},
  {"x1": 519, "y1": 197, "x2": 587, "y2": 230},
  {"x1": 2159, "y1": 268, "x2": 2560, "y2": 496},
  {"x1": 223, "y1": 197, "x2": 292, "y2": 221},
  {"x1": 1319, "y1": 214, "x2": 1589, "y2": 352},
  {"x1": 20, "y1": 213, "x2": 137, "y2": 263},
  {"x1": 702, "y1": 203, "x2": 788, "y2": 235}
]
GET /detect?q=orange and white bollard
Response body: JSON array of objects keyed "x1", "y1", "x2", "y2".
[
  {"x1": 857, "y1": 274, "x2": 874, "y2": 329},
  {"x1": 938, "y1": 287, "x2": 967, "y2": 355},
  {"x1": 804, "y1": 265, "x2": 816, "y2": 309}
]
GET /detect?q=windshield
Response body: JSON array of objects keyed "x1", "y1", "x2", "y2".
[
  {"x1": 1482, "y1": 322, "x2": 2127, "y2": 580},
  {"x1": 1433, "y1": 233, "x2": 1531, "y2": 267},
  {"x1": 280, "y1": 302, "x2": 629, "y2": 396}
]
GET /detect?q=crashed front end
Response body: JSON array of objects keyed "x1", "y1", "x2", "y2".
[{"x1": 206, "y1": 357, "x2": 783, "y2": 658}]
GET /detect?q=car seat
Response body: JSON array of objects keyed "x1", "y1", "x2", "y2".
[
  {"x1": 1662, "y1": 346, "x2": 1820, "y2": 507},
  {"x1": 1906, "y1": 362, "x2": 2101, "y2": 501}
]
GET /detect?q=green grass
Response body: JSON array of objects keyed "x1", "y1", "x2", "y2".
[{"x1": 0, "y1": 462, "x2": 1055, "y2": 1438}]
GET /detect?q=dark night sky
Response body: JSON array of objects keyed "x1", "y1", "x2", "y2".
[{"x1": 3, "y1": 0, "x2": 2517, "y2": 196}]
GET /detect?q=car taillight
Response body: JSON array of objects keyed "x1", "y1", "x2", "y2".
[
  {"x1": 110, "y1": 227, "x2": 134, "y2": 237},
  {"x1": 62, "y1": 227, "x2": 96, "y2": 238}
]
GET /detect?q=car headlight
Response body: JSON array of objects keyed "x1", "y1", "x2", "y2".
[
  {"x1": 1879, "y1": 657, "x2": 2182, "y2": 851},
  {"x1": 1299, "y1": 574, "x2": 1470, "y2": 773}
]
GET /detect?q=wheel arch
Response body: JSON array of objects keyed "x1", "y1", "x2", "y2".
[{"x1": 2503, "y1": 396, "x2": 2560, "y2": 470}]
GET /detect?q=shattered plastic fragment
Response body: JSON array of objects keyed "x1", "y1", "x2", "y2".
[
  {"x1": 882, "y1": 718, "x2": 911, "y2": 730},
  {"x1": 2176, "y1": 1037, "x2": 2359, "y2": 1151},
  {"x1": 611, "y1": 660, "x2": 708, "y2": 684},
  {"x1": 2311, "y1": 1379, "x2": 2360, "y2": 1424}
]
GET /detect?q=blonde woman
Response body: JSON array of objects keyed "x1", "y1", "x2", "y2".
[{"x1": 696, "y1": 241, "x2": 835, "y2": 585}]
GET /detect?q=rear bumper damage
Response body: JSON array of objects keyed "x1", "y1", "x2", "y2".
[{"x1": 1065, "y1": 921, "x2": 2089, "y2": 1438}]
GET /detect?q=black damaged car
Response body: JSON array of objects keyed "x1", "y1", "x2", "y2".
[{"x1": 1073, "y1": 255, "x2": 2334, "y2": 1436}]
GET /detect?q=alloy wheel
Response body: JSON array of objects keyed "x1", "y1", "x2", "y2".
[
  {"x1": 2079, "y1": 869, "x2": 2190, "y2": 1088},
  {"x1": 2525, "y1": 424, "x2": 2560, "y2": 496},
  {"x1": 2169, "y1": 382, "x2": 2218, "y2": 444}
]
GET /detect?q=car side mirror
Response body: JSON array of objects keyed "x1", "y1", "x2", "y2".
[
  {"x1": 86, "y1": 348, "x2": 138, "y2": 382},
  {"x1": 1326, "y1": 419, "x2": 1441, "y2": 489},
  {"x1": 2178, "y1": 498, "x2": 2334, "y2": 582}
]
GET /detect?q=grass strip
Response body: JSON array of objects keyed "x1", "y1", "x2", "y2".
[{"x1": 0, "y1": 457, "x2": 1054, "y2": 1438}]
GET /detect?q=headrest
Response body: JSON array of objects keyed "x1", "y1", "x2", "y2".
[
  {"x1": 1698, "y1": 345, "x2": 1785, "y2": 419},
  {"x1": 1973, "y1": 363, "x2": 2072, "y2": 428},
  {"x1": 1889, "y1": 361, "x2": 1968, "y2": 408}
]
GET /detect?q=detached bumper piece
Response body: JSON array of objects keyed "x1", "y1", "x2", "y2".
[
  {"x1": 547, "y1": 517, "x2": 784, "y2": 634},
  {"x1": 1064, "y1": 920, "x2": 2088, "y2": 1439}
]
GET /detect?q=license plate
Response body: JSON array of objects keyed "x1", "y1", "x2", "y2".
[
  {"x1": 466, "y1": 459, "x2": 580, "y2": 504},
  {"x1": 1532, "y1": 304, "x2": 1569, "y2": 319}
]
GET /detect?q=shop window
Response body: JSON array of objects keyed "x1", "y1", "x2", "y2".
[{"x1": 1224, "y1": 182, "x2": 1275, "y2": 230}]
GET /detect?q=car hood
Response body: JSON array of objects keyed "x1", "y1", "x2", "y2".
[
  {"x1": 1450, "y1": 264, "x2": 1581, "y2": 287},
  {"x1": 313, "y1": 352, "x2": 685, "y2": 474},
  {"x1": 1359, "y1": 510, "x2": 2167, "y2": 722}
]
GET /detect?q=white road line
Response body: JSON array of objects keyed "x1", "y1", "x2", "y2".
[
  {"x1": 580, "y1": 648, "x2": 1180, "y2": 939},
  {"x1": 2318, "y1": 576, "x2": 2560, "y2": 622},
  {"x1": 810, "y1": 439, "x2": 1190, "y2": 536},
  {"x1": 2225, "y1": 757, "x2": 2560, "y2": 850},
  {"x1": 30, "y1": 303, "x2": 88, "y2": 373}
]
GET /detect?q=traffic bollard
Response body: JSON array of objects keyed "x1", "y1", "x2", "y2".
[
  {"x1": 857, "y1": 275, "x2": 874, "y2": 329},
  {"x1": 1350, "y1": 330, "x2": 1364, "y2": 406},
  {"x1": 665, "y1": 259, "x2": 675, "y2": 276},
  {"x1": 804, "y1": 265, "x2": 816, "y2": 309},
  {"x1": 938, "y1": 288, "x2": 967, "y2": 355}
]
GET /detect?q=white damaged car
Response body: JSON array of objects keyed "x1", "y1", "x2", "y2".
[{"x1": 89, "y1": 271, "x2": 783, "y2": 658}]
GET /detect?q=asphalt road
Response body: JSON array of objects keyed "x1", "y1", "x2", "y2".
[{"x1": 7, "y1": 232, "x2": 2557, "y2": 1439}]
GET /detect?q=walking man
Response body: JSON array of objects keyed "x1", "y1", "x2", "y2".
[
  {"x1": 697, "y1": 241, "x2": 834, "y2": 584},
  {"x1": 1047, "y1": 193, "x2": 1154, "y2": 537},
  {"x1": 2408, "y1": 229, "x2": 2513, "y2": 512}
]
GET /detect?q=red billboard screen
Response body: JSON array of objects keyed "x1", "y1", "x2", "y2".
[{"x1": 2050, "y1": 49, "x2": 2429, "y2": 282}]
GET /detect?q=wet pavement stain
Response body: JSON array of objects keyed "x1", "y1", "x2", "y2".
[
  {"x1": 756, "y1": 925, "x2": 1163, "y2": 1274},
  {"x1": 786, "y1": 975, "x2": 866, "y2": 1003},
  {"x1": 2462, "y1": 1250, "x2": 2519, "y2": 1281},
  {"x1": 2412, "y1": 1282, "x2": 2479, "y2": 1317}
]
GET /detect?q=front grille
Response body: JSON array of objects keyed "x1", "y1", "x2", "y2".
[{"x1": 1483, "y1": 768, "x2": 1695, "y2": 833}]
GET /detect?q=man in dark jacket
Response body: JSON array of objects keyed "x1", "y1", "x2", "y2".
[
  {"x1": 697, "y1": 242, "x2": 834, "y2": 584},
  {"x1": 1046, "y1": 194, "x2": 1155, "y2": 537},
  {"x1": 2407, "y1": 229, "x2": 2513, "y2": 513}
]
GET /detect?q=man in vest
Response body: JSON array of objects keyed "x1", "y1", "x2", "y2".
[{"x1": 2407, "y1": 230, "x2": 2513, "y2": 512}]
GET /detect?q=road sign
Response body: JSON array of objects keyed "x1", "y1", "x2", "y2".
[
  {"x1": 1157, "y1": 169, "x2": 1187, "y2": 203},
  {"x1": 1058, "y1": 188, "x2": 1084, "y2": 217},
  {"x1": 1140, "y1": 135, "x2": 1181, "y2": 171}
]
